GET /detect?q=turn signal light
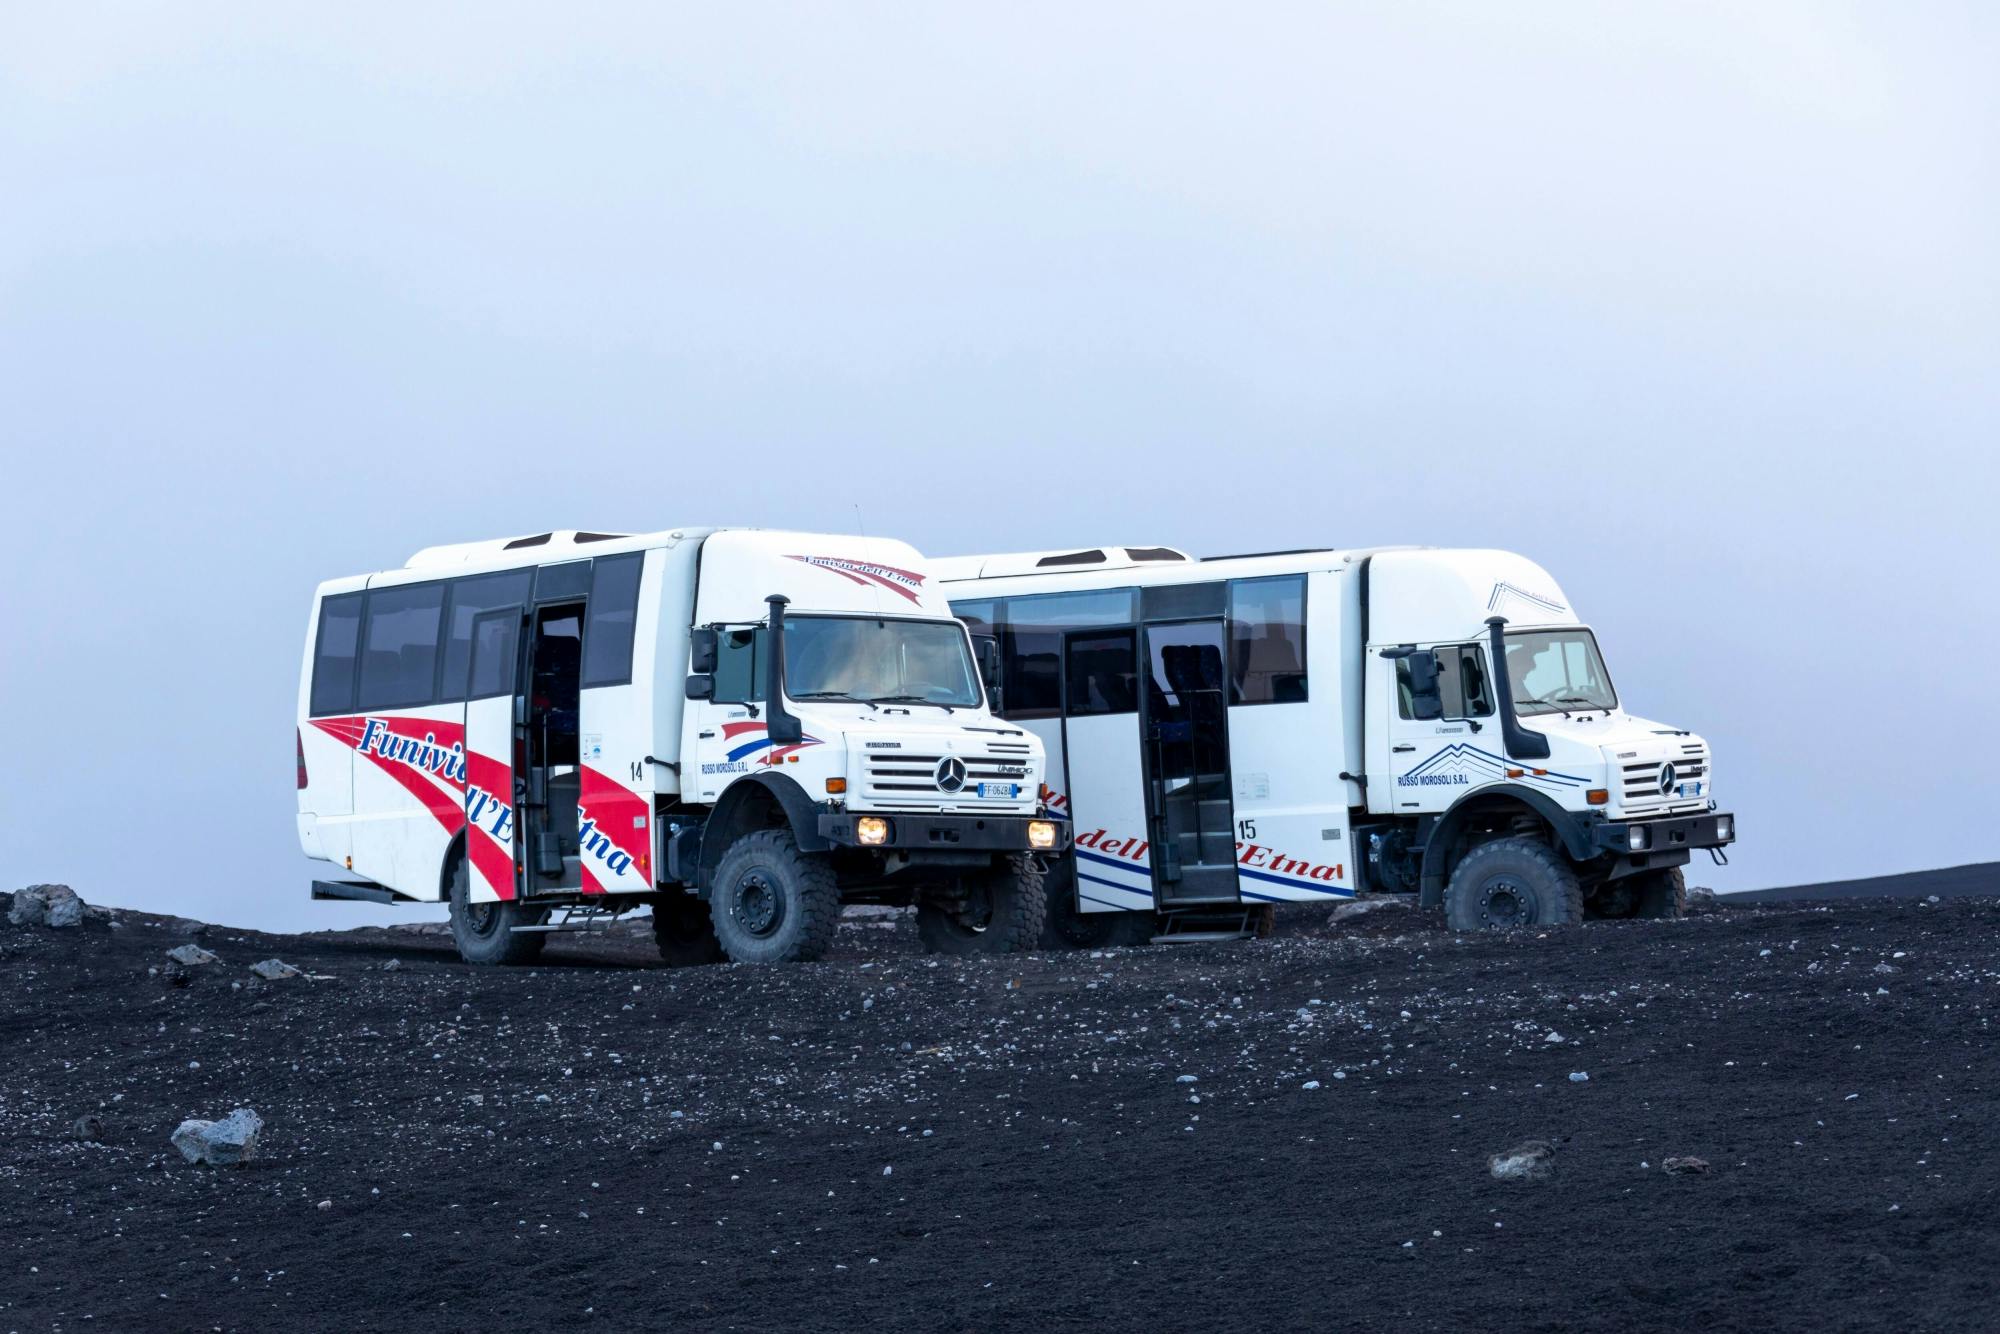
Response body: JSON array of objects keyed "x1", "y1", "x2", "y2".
[
  {"x1": 1587, "y1": 789, "x2": 1609, "y2": 806},
  {"x1": 856, "y1": 817, "x2": 889, "y2": 846},
  {"x1": 1028, "y1": 820, "x2": 1058, "y2": 850},
  {"x1": 1506, "y1": 768, "x2": 1525, "y2": 779},
  {"x1": 825, "y1": 777, "x2": 847, "y2": 794}
]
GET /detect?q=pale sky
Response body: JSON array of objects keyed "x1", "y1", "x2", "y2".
[{"x1": 3, "y1": 3, "x2": 1995, "y2": 930}]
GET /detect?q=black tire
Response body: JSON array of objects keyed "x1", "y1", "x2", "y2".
[
  {"x1": 652, "y1": 893, "x2": 725, "y2": 966},
  {"x1": 709, "y1": 829, "x2": 840, "y2": 964},
  {"x1": 918, "y1": 853, "x2": 1048, "y2": 955},
  {"x1": 1444, "y1": 835, "x2": 1583, "y2": 931},
  {"x1": 447, "y1": 857, "x2": 547, "y2": 966},
  {"x1": 1248, "y1": 903, "x2": 1277, "y2": 938},
  {"x1": 1589, "y1": 865, "x2": 1689, "y2": 920},
  {"x1": 1039, "y1": 862, "x2": 1157, "y2": 949}
]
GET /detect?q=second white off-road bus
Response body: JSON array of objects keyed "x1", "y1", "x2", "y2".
[
  {"x1": 297, "y1": 528, "x2": 1064, "y2": 966},
  {"x1": 935, "y1": 544, "x2": 1735, "y2": 944}
]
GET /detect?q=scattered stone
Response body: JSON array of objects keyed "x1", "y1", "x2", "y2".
[
  {"x1": 9, "y1": 884, "x2": 85, "y2": 929},
  {"x1": 167, "y1": 944, "x2": 219, "y2": 966},
  {"x1": 170, "y1": 1108, "x2": 264, "y2": 1166},
  {"x1": 1663, "y1": 1156, "x2": 1710, "y2": 1175},
  {"x1": 1543, "y1": 1031, "x2": 1564, "y2": 1043},
  {"x1": 1569, "y1": 1072, "x2": 1590, "y2": 1083},
  {"x1": 1302, "y1": 1080, "x2": 1321, "y2": 1090},
  {"x1": 1686, "y1": 886, "x2": 1719, "y2": 908},
  {"x1": 381, "y1": 958, "x2": 403, "y2": 971},
  {"x1": 250, "y1": 959, "x2": 303, "y2": 980},
  {"x1": 1328, "y1": 898, "x2": 1402, "y2": 925},
  {"x1": 317, "y1": 1200, "x2": 333, "y2": 1212},
  {"x1": 1489, "y1": 1141, "x2": 1556, "y2": 1182},
  {"x1": 162, "y1": 962, "x2": 192, "y2": 988},
  {"x1": 72, "y1": 1114, "x2": 106, "y2": 1142}
]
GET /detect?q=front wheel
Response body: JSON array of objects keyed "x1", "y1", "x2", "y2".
[
  {"x1": 1444, "y1": 835, "x2": 1583, "y2": 931},
  {"x1": 708, "y1": 829, "x2": 841, "y2": 964},
  {"x1": 919, "y1": 854, "x2": 1048, "y2": 955},
  {"x1": 447, "y1": 857, "x2": 547, "y2": 966}
]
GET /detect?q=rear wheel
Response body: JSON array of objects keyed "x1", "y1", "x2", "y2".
[
  {"x1": 652, "y1": 893, "x2": 725, "y2": 965},
  {"x1": 709, "y1": 829, "x2": 840, "y2": 964},
  {"x1": 447, "y1": 857, "x2": 547, "y2": 966},
  {"x1": 1444, "y1": 835, "x2": 1583, "y2": 931},
  {"x1": 919, "y1": 854, "x2": 1047, "y2": 955}
]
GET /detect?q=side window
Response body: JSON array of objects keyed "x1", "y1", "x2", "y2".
[
  {"x1": 467, "y1": 614, "x2": 521, "y2": 700},
  {"x1": 998, "y1": 589, "x2": 1137, "y2": 721},
  {"x1": 711, "y1": 627, "x2": 765, "y2": 704},
  {"x1": 1228, "y1": 576, "x2": 1307, "y2": 705},
  {"x1": 581, "y1": 553, "x2": 645, "y2": 688},
  {"x1": 1396, "y1": 645, "x2": 1494, "y2": 719},
  {"x1": 357, "y1": 582, "x2": 446, "y2": 711},
  {"x1": 308, "y1": 592, "x2": 364, "y2": 716},
  {"x1": 1065, "y1": 630, "x2": 1138, "y2": 716},
  {"x1": 439, "y1": 570, "x2": 532, "y2": 703}
]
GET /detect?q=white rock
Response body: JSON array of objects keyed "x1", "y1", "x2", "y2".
[
  {"x1": 1569, "y1": 1072, "x2": 1589, "y2": 1083},
  {"x1": 167, "y1": 945, "x2": 219, "y2": 966},
  {"x1": 171, "y1": 1108, "x2": 263, "y2": 1166},
  {"x1": 249, "y1": 959, "x2": 302, "y2": 980}
]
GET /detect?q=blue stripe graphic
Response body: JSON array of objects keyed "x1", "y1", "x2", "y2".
[{"x1": 1078, "y1": 870, "x2": 1153, "y2": 899}]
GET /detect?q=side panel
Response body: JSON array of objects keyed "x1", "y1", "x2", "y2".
[
  {"x1": 577, "y1": 550, "x2": 658, "y2": 894},
  {"x1": 1061, "y1": 712, "x2": 1154, "y2": 912},
  {"x1": 463, "y1": 610, "x2": 523, "y2": 903},
  {"x1": 325, "y1": 708, "x2": 466, "y2": 899}
]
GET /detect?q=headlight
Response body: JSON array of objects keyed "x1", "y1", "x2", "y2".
[
  {"x1": 856, "y1": 817, "x2": 889, "y2": 846},
  {"x1": 1715, "y1": 815, "x2": 1734, "y2": 842},
  {"x1": 1627, "y1": 825, "x2": 1651, "y2": 852},
  {"x1": 1028, "y1": 820, "x2": 1057, "y2": 850}
]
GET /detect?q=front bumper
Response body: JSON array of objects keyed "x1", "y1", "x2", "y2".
[
  {"x1": 817, "y1": 812, "x2": 1071, "y2": 853},
  {"x1": 1592, "y1": 810, "x2": 1737, "y2": 856}
]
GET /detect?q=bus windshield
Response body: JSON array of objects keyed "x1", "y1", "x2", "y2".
[
  {"x1": 786, "y1": 616, "x2": 982, "y2": 708},
  {"x1": 1503, "y1": 629, "x2": 1618, "y2": 715}
]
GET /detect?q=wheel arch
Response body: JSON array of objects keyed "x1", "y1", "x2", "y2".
[
  {"x1": 697, "y1": 772, "x2": 830, "y2": 891},
  {"x1": 1419, "y1": 783, "x2": 1594, "y2": 906},
  {"x1": 437, "y1": 830, "x2": 467, "y2": 903}
]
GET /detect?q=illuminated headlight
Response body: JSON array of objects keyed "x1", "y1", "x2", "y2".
[
  {"x1": 1627, "y1": 825, "x2": 1652, "y2": 852},
  {"x1": 1028, "y1": 820, "x2": 1058, "y2": 850},
  {"x1": 856, "y1": 817, "x2": 890, "y2": 846},
  {"x1": 1715, "y1": 815, "x2": 1734, "y2": 843}
]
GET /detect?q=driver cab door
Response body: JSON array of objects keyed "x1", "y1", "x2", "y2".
[{"x1": 1378, "y1": 641, "x2": 1498, "y2": 814}]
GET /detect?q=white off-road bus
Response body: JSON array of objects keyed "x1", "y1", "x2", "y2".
[
  {"x1": 935, "y1": 544, "x2": 1734, "y2": 945},
  {"x1": 297, "y1": 528, "x2": 1063, "y2": 966}
]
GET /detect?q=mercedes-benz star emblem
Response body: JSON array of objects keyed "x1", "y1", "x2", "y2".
[
  {"x1": 935, "y1": 756, "x2": 968, "y2": 793},
  {"x1": 1657, "y1": 762, "x2": 1679, "y2": 797}
]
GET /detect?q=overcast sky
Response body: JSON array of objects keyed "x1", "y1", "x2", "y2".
[{"x1": 3, "y1": 4, "x2": 1995, "y2": 931}]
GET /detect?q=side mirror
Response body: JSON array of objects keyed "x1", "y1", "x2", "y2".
[
  {"x1": 684, "y1": 674, "x2": 715, "y2": 701},
  {"x1": 1407, "y1": 650, "x2": 1444, "y2": 721},
  {"x1": 973, "y1": 634, "x2": 1003, "y2": 714},
  {"x1": 689, "y1": 627, "x2": 719, "y2": 676}
]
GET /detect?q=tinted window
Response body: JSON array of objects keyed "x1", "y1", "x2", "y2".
[
  {"x1": 467, "y1": 614, "x2": 521, "y2": 700},
  {"x1": 535, "y1": 560, "x2": 591, "y2": 602},
  {"x1": 1142, "y1": 581, "x2": 1225, "y2": 622},
  {"x1": 949, "y1": 599, "x2": 1000, "y2": 637},
  {"x1": 357, "y1": 582, "x2": 446, "y2": 710},
  {"x1": 439, "y1": 571, "x2": 532, "y2": 703},
  {"x1": 309, "y1": 592, "x2": 364, "y2": 716},
  {"x1": 712, "y1": 627, "x2": 766, "y2": 703},
  {"x1": 1228, "y1": 576, "x2": 1307, "y2": 705},
  {"x1": 582, "y1": 553, "x2": 645, "y2": 688},
  {"x1": 994, "y1": 590, "x2": 1136, "y2": 721},
  {"x1": 1065, "y1": 629, "x2": 1138, "y2": 716},
  {"x1": 1397, "y1": 644, "x2": 1495, "y2": 719}
]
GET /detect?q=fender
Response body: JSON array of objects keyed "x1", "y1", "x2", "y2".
[
  {"x1": 1418, "y1": 782, "x2": 1595, "y2": 906},
  {"x1": 696, "y1": 770, "x2": 831, "y2": 889}
]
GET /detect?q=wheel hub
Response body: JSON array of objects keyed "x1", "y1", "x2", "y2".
[
  {"x1": 466, "y1": 901, "x2": 499, "y2": 936},
  {"x1": 732, "y1": 871, "x2": 783, "y2": 938},
  {"x1": 1479, "y1": 875, "x2": 1531, "y2": 928}
]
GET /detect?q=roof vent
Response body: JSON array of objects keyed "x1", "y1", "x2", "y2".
[
  {"x1": 1125, "y1": 547, "x2": 1187, "y2": 562},
  {"x1": 1036, "y1": 548, "x2": 1108, "y2": 567},
  {"x1": 573, "y1": 531, "x2": 630, "y2": 544},
  {"x1": 503, "y1": 533, "x2": 553, "y2": 550}
]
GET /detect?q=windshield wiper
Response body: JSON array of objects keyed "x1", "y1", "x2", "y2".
[
  {"x1": 867, "y1": 694, "x2": 957, "y2": 713},
  {"x1": 791, "y1": 691, "x2": 878, "y2": 710}
]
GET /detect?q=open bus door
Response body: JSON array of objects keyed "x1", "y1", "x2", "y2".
[{"x1": 463, "y1": 609, "x2": 525, "y2": 903}]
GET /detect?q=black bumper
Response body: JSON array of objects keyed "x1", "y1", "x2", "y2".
[
  {"x1": 816, "y1": 812, "x2": 1069, "y2": 853},
  {"x1": 1592, "y1": 810, "x2": 1737, "y2": 856}
]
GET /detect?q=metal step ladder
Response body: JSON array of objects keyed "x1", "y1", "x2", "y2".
[{"x1": 1148, "y1": 903, "x2": 1272, "y2": 945}]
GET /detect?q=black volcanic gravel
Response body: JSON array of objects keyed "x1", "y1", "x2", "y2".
[{"x1": 3, "y1": 886, "x2": 1998, "y2": 1333}]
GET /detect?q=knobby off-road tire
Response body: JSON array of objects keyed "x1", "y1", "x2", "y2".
[
  {"x1": 447, "y1": 857, "x2": 547, "y2": 966},
  {"x1": 1039, "y1": 861, "x2": 1157, "y2": 950},
  {"x1": 652, "y1": 892, "x2": 725, "y2": 966},
  {"x1": 1444, "y1": 835, "x2": 1584, "y2": 931},
  {"x1": 709, "y1": 829, "x2": 841, "y2": 964},
  {"x1": 1589, "y1": 865, "x2": 1688, "y2": 920},
  {"x1": 920, "y1": 853, "x2": 1048, "y2": 956}
]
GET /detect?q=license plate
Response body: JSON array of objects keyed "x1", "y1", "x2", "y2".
[
  {"x1": 978, "y1": 782, "x2": 1020, "y2": 799},
  {"x1": 1678, "y1": 781, "x2": 1705, "y2": 799}
]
